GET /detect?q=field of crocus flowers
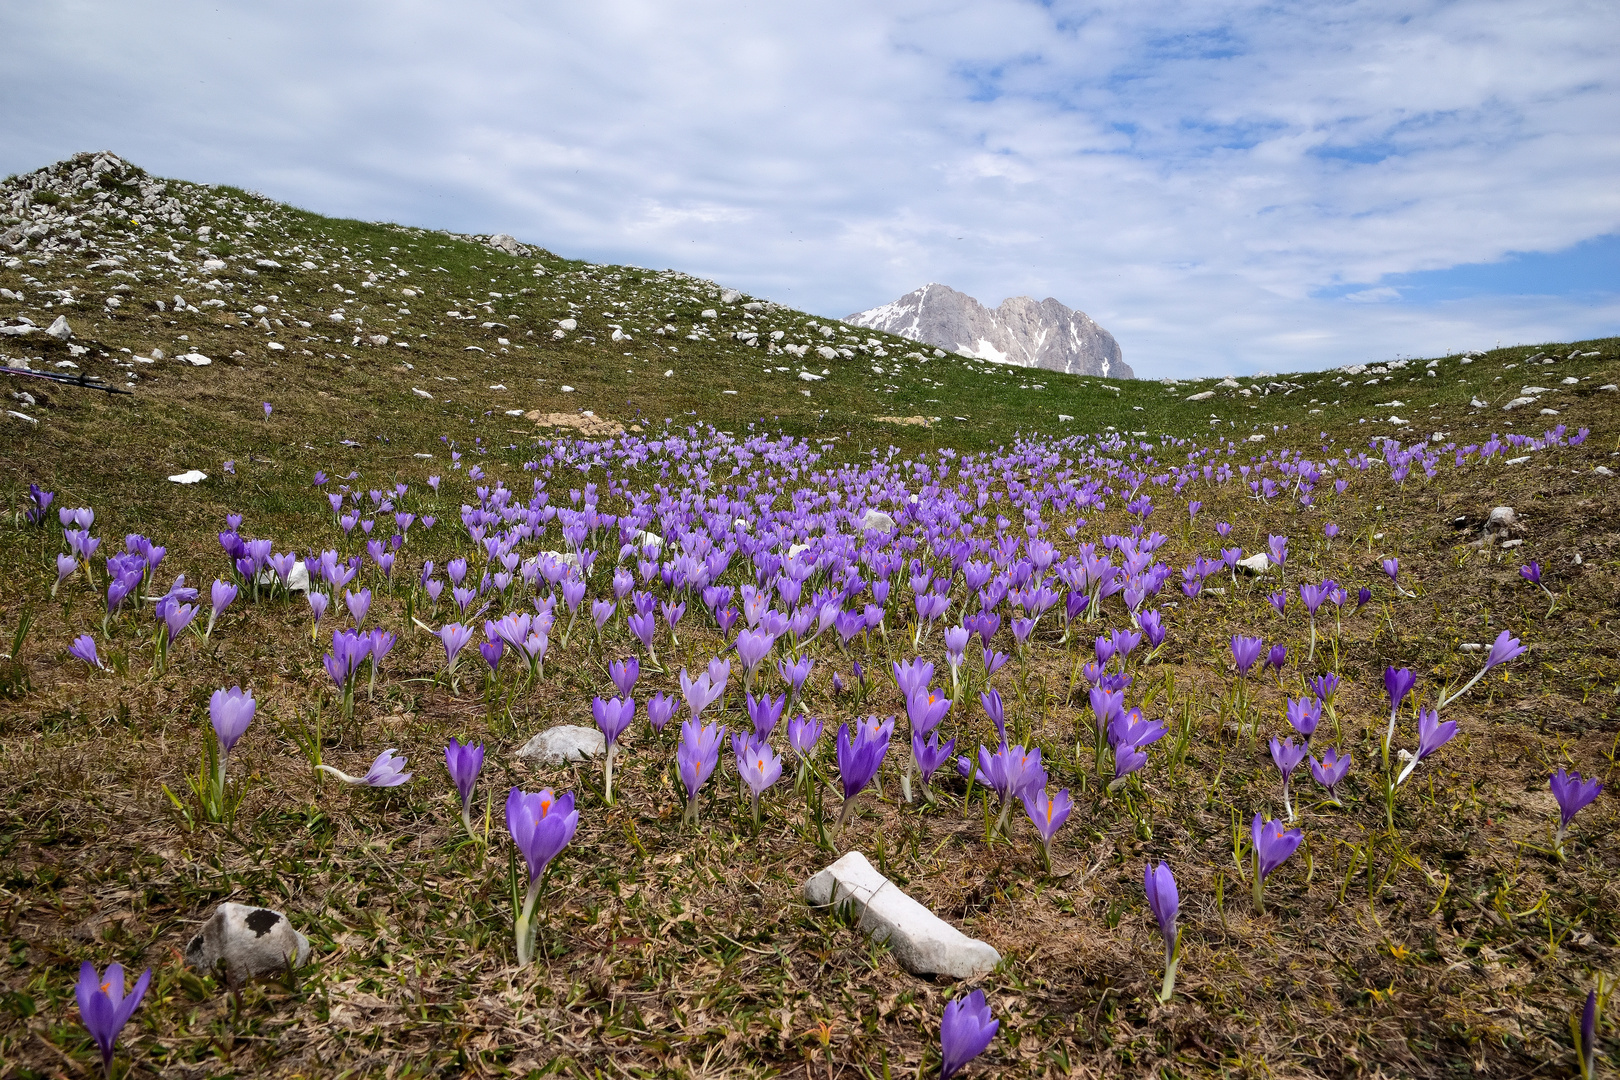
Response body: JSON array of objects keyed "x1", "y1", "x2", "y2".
[{"x1": 6, "y1": 156, "x2": 1620, "y2": 1080}]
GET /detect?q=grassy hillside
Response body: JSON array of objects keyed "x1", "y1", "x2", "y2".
[{"x1": 4, "y1": 153, "x2": 1620, "y2": 1080}]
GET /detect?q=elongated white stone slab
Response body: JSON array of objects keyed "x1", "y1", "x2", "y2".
[{"x1": 804, "y1": 851, "x2": 1000, "y2": 978}]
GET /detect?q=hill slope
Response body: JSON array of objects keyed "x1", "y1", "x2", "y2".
[{"x1": 0, "y1": 149, "x2": 1616, "y2": 499}]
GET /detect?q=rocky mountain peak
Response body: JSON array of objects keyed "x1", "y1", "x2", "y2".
[{"x1": 847, "y1": 283, "x2": 1129, "y2": 379}]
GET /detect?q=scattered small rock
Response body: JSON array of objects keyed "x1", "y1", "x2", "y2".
[
  {"x1": 860, "y1": 508, "x2": 896, "y2": 533},
  {"x1": 516, "y1": 725, "x2": 605, "y2": 764},
  {"x1": 45, "y1": 315, "x2": 71, "y2": 340},
  {"x1": 186, "y1": 902, "x2": 310, "y2": 985},
  {"x1": 1237, "y1": 553, "x2": 1270, "y2": 576},
  {"x1": 167, "y1": 470, "x2": 208, "y2": 484}
]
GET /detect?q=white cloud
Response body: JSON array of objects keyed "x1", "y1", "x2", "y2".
[{"x1": 0, "y1": 0, "x2": 1616, "y2": 376}]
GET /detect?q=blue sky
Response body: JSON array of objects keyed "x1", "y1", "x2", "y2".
[{"x1": 2, "y1": 0, "x2": 1617, "y2": 378}]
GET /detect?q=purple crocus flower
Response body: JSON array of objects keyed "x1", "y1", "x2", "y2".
[
  {"x1": 1519, "y1": 561, "x2": 1542, "y2": 585},
  {"x1": 1309, "y1": 672, "x2": 1340, "y2": 703},
  {"x1": 1484, "y1": 629, "x2": 1527, "y2": 670},
  {"x1": 912, "y1": 729, "x2": 956, "y2": 786},
  {"x1": 939, "y1": 989, "x2": 998, "y2": 1080},
  {"x1": 677, "y1": 716, "x2": 725, "y2": 825},
  {"x1": 1266, "y1": 643, "x2": 1287, "y2": 675},
  {"x1": 734, "y1": 627, "x2": 776, "y2": 690},
  {"x1": 345, "y1": 587, "x2": 371, "y2": 627},
  {"x1": 1230, "y1": 634, "x2": 1265, "y2": 676},
  {"x1": 778, "y1": 653, "x2": 814, "y2": 703},
  {"x1": 1381, "y1": 557, "x2": 1400, "y2": 582},
  {"x1": 1310, "y1": 747, "x2": 1352, "y2": 804},
  {"x1": 68, "y1": 633, "x2": 103, "y2": 669},
  {"x1": 1267, "y1": 534, "x2": 1288, "y2": 568},
  {"x1": 1267, "y1": 591, "x2": 1287, "y2": 615},
  {"x1": 593, "y1": 695, "x2": 637, "y2": 802},
  {"x1": 733, "y1": 734, "x2": 783, "y2": 823},
  {"x1": 1286, "y1": 696, "x2": 1321, "y2": 741},
  {"x1": 746, "y1": 691, "x2": 786, "y2": 741},
  {"x1": 609, "y1": 656, "x2": 640, "y2": 696},
  {"x1": 24, "y1": 483, "x2": 53, "y2": 526},
  {"x1": 834, "y1": 716, "x2": 893, "y2": 830},
  {"x1": 319, "y1": 748, "x2": 412, "y2": 787},
  {"x1": 1550, "y1": 769, "x2": 1603, "y2": 852},
  {"x1": 646, "y1": 690, "x2": 677, "y2": 731},
  {"x1": 1270, "y1": 736, "x2": 1309, "y2": 821},
  {"x1": 1581, "y1": 989, "x2": 1598, "y2": 1080},
  {"x1": 76, "y1": 961, "x2": 151, "y2": 1077},
  {"x1": 209, "y1": 685, "x2": 256, "y2": 759},
  {"x1": 478, "y1": 638, "x2": 504, "y2": 672},
  {"x1": 445, "y1": 738, "x2": 485, "y2": 838},
  {"x1": 788, "y1": 714, "x2": 823, "y2": 758},
  {"x1": 505, "y1": 786, "x2": 579, "y2": 966},
  {"x1": 53, "y1": 552, "x2": 76, "y2": 596},
  {"x1": 678, "y1": 666, "x2": 725, "y2": 722},
  {"x1": 1020, "y1": 785, "x2": 1072, "y2": 869},
  {"x1": 1381, "y1": 665, "x2": 1417, "y2": 762},
  {"x1": 906, "y1": 687, "x2": 951, "y2": 738},
  {"x1": 162, "y1": 600, "x2": 197, "y2": 644},
  {"x1": 892, "y1": 656, "x2": 934, "y2": 699},
  {"x1": 1250, "y1": 812, "x2": 1303, "y2": 912},
  {"x1": 438, "y1": 622, "x2": 475, "y2": 676},
  {"x1": 307, "y1": 589, "x2": 330, "y2": 630},
  {"x1": 1356, "y1": 586, "x2": 1372, "y2": 609},
  {"x1": 1144, "y1": 860, "x2": 1180, "y2": 1001}
]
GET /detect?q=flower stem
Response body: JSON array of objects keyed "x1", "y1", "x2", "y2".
[
  {"x1": 513, "y1": 877, "x2": 543, "y2": 966},
  {"x1": 1158, "y1": 942, "x2": 1179, "y2": 1003}
]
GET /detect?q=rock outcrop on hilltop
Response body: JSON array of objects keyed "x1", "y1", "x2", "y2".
[{"x1": 848, "y1": 283, "x2": 1129, "y2": 379}]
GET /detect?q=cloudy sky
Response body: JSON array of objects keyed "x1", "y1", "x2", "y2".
[{"x1": 3, "y1": 0, "x2": 1617, "y2": 378}]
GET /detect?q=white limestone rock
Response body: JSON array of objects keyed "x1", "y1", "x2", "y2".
[
  {"x1": 45, "y1": 315, "x2": 72, "y2": 340},
  {"x1": 804, "y1": 851, "x2": 1000, "y2": 979},
  {"x1": 516, "y1": 724, "x2": 605, "y2": 764},
  {"x1": 1237, "y1": 552, "x2": 1270, "y2": 576},
  {"x1": 860, "y1": 508, "x2": 896, "y2": 533},
  {"x1": 255, "y1": 559, "x2": 311, "y2": 593},
  {"x1": 185, "y1": 902, "x2": 310, "y2": 984},
  {"x1": 167, "y1": 469, "x2": 208, "y2": 484}
]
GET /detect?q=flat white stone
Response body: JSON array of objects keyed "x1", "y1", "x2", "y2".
[
  {"x1": 254, "y1": 559, "x2": 311, "y2": 593},
  {"x1": 167, "y1": 469, "x2": 208, "y2": 484},
  {"x1": 516, "y1": 724, "x2": 605, "y2": 763},
  {"x1": 45, "y1": 315, "x2": 72, "y2": 340},
  {"x1": 860, "y1": 508, "x2": 895, "y2": 533},
  {"x1": 185, "y1": 902, "x2": 310, "y2": 985},
  {"x1": 179, "y1": 352, "x2": 212, "y2": 366},
  {"x1": 1502, "y1": 396, "x2": 1536, "y2": 410},
  {"x1": 804, "y1": 851, "x2": 1000, "y2": 979},
  {"x1": 1185, "y1": 390, "x2": 1215, "y2": 401},
  {"x1": 1237, "y1": 552, "x2": 1270, "y2": 575}
]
